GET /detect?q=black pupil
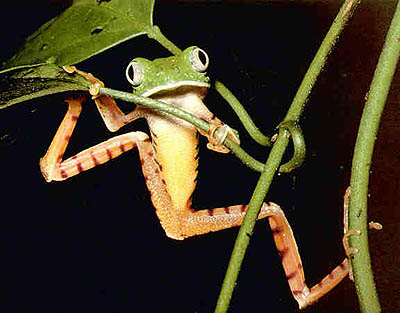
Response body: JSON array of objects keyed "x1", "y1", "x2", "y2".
[
  {"x1": 198, "y1": 50, "x2": 207, "y2": 66},
  {"x1": 130, "y1": 65, "x2": 135, "y2": 81}
]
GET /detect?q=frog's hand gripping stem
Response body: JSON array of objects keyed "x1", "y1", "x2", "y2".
[{"x1": 63, "y1": 66, "x2": 140, "y2": 133}]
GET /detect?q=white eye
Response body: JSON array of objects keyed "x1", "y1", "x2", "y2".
[
  {"x1": 126, "y1": 61, "x2": 144, "y2": 86},
  {"x1": 190, "y1": 47, "x2": 209, "y2": 72}
]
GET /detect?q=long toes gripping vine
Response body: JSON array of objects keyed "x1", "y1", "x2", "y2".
[
  {"x1": 341, "y1": 187, "x2": 383, "y2": 281},
  {"x1": 63, "y1": 65, "x2": 104, "y2": 99},
  {"x1": 206, "y1": 123, "x2": 240, "y2": 154}
]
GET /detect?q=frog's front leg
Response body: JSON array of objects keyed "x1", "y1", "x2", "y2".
[
  {"x1": 195, "y1": 108, "x2": 240, "y2": 154},
  {"x1": 64, "y1": 66, "x2": 142, "y2": 133},
  {"x1": 203, "y1": 122, "x2": 240, "y2": 154}
]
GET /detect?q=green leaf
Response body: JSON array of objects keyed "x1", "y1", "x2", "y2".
[
  {"x1": 0, "y1": 64, "x2": 90, "y2": 108},
  {"x1": 2, "y1": 0, "x2": 154, "y2": 70}
]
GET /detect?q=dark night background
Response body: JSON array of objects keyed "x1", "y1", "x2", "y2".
[{"x1": 0, "y1": 1, "x2": 399, "y2": 312}]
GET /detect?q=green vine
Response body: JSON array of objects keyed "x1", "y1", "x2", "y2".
[
  {"x1": 214, "y1": 0, "x2": 361, "y2": 311},
  {"x1": 214, "y1": 80, "x2": 271, "y2": 147},
  {"x1": 277, "y1": 120, "x2": 306, "y2": 173},
  {"x1": 348, "y1": 2, "x2": 400, "y2": 312},
  {"x1": 147, "y1": 25, "x2": 182, "y2": 55}
]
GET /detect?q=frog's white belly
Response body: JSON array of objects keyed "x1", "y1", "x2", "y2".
[{"x1": 148, "y1": 113, "x2": 198, "y2": 213}]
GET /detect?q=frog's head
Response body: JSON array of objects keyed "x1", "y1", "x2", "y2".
[{"x1": 125, "y1": 46, "x2": 210, "y2": 99}]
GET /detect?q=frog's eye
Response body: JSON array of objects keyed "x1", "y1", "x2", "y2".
[
  {"x1": 190, "y1": 47, "x2": 209, "y2": 72},
  {"x1": 126, "y1": 61, "x2": 144, "y2": 86}
]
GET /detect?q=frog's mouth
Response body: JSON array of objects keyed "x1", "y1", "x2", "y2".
[{"x1": 141, "y1": 81, "x2": 210, "y2": 98}]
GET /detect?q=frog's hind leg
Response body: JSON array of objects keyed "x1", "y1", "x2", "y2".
[
  {"x1": 178, "y1": 202, "x2": 275, "y2": 239},
  {"x1": 264, "y1": 204, "x2": 349, "y2": 309},
  {"x1": 148, "y1": 183, "x2": 349, "y2": 308},
  {"x1": 185, "y1": 202, "x2": 349, "y2": 309},
  {"x1": 40, "y1": 96, "x2": 151, "y2": 182}
]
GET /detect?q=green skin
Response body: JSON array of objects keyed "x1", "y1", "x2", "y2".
[
  {"x1": 129, "y1": 46, "x2": 210, "y2": 97},
  {"x1": 125, "y1": 45, "x2": 239, "y2": 151}
]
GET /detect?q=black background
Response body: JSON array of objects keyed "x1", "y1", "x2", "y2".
[{"x1": 1, "y1": 1, "x2": 399, "y2": 312}]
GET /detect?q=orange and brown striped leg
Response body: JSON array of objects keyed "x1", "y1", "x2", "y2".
[
  {"x1": 64, "y1": 66, "x2": 143, "y2": 132},
  {"x1": 182, "y1": 201, "x2": 348, "y2": 308},
  {"x1": 151, "y1": 197, "x2": 348, "y2": 307},
  {"x1": 39, "y1": 97, "x2": 151, "y2": 182},
  {"x1": 266, "y1": 204, "x2": 349, "y2": 309},
  {"x1": 93, "y1": 94, "x2": 144, "y2": 132},
  {"x1": 175, "y1": 202, "x2": 277, "y2": 239}
]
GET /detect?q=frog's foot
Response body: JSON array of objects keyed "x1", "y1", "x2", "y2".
[
  {"x1": 341, "y1": 222, "x2": 383, "y2": 282},
  {"x1": 342, "y1": 229, "x2": 361, "y2": 257},
  {"x1": 204, "y1": 122, "x2": 240, "y2": 154},
  {"x1": 342, "y1": 228, "x2": 360, "y2": 281},
  {"x1": 342, "y1": 222, "x2": 384, "y2": 282},
  {"x1": 341, "y1": 187, "x2": 383, "y2": 280},
  {"x1": 62, "y1": 65, "x2": 104, "y2": 99}
]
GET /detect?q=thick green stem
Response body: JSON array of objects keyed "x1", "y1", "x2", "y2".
[
  {"x1": 284, "y1": 0, "x2": 360, "y2": 122},
  {"x1": 349, "y1": 2, "x2": 400, "y2": 312},
  {"x1": 215, "y1": 0, "x2": 360, "y2": 312},
  {"x1": 214, "y1": 130, "x2": 289, "y2": 313}
]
